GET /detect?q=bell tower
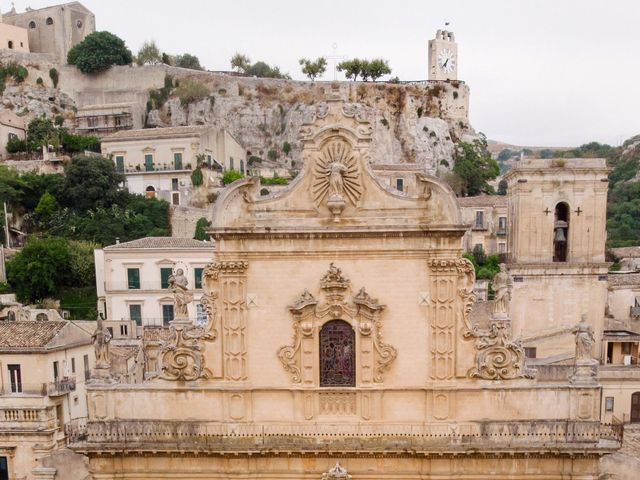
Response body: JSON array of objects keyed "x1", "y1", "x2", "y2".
[
  {"x1": 504, "y1": 158, "x2": 611, "y2": 362},
  {"x1": 428, "y1": 29, "x2": 458, "y2": 81}
]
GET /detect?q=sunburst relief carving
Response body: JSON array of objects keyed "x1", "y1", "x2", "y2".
[{"x1": 312, "y1": 140, "x2": 363, "y2": 208}]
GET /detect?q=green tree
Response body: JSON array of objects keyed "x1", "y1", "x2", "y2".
[
  {"x1": 6, "y1": 135, "x2": 26, "y2": 153},
  {"x1": 337, "y1": 59, "x2": 363, "y2": 81},
  {"x1": 67, "y1": 31, "x2": 133, "y2": 74},
  {"x1": 363, "y1": 58, "x2": 391, "y2": 81},
  {"x1": 194, "y1": 217, "x2": 210, "y2": 241},
  {"x1": 136, "y1": 40, "x2": 162, "y2": 65},
  {"x1": 246, "y1": 61, "x2": 289, "y2": 79},
  {"x1": 67, "y1": 240, "x2": 99, "y2": 287},
  {"x1": 48, "y1": 67, "x2": 59, "y2": 88},
  {"x1": 497, "y1": 149, "x2": 513, "y2": 162},
  {"x1": 161, "y1": 52, "x2": 174, "y2": 65},
  {"x1": 451, "y1": 134, "x2": 500, "y2": 196},
  {"x1": 191, "y1": 167, "x2": 204, "y2": 187},
  {"x1": 175, "y1": 53, "x2": 203, "y2": 70},
  {"x1": 34, "y1": 192, "x2": 58, "y2": 219},
  {"x1": 299, "y1": 57, "x2": 327, "y2": 81},
  {"x1": 27, "y1": 116, "x2": 60, "y2": 151},
  {"x1": 62, "y1": 155, "x2": 124, "y2": 212},
  {"x1": 230, "y1": 53, "x2": 251, "y2": 73},
  {"x1": 223, "y1": 169, "x2": 244, "y2": 185},
  {"x1": 6, "y1": 236, "x2": 71, "y2": 303}
]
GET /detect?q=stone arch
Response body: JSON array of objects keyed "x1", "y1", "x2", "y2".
[
  {"x1": 145, "y1": 185, "x2": 156, "y2": 199},
  {"x1": 319, "y1": 319, "x2": 355, "y2": 387},
  {"x1": 46, "y1": 17, "x2": 54, "y2": 25},
  {"x1": 7, "y1": 41, "x2": 13, "y2": 49},
  {"x1": 29, "y1": 21, "x2": 36, "y2": 29}
]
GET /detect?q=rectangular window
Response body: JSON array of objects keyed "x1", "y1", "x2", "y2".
[
  {"x1": 605, "y1": 396, "x2": 614, "y2": 412},
  {"x1": 83, "y1": 355, "x2": 90, "y2": 381},
  {"x1": 196, "y1": 303, "x2": 207, "y2": 326},
  {"x1": 71, "y1": 358, "x2": 76, "y2": 374},
  {"x1": 395, "y1": 178, "x2": 404, "y2": 192},
  {"x1": 622, "y1": 343, "x2": 632, "y2": 355},
  {"x1": 8, "y1": 364, "x2": 21, "y2": 393},
  {"x1": 524, "y1": 347, "x2": 537, "y2": 359},
  {"x1": 171, "y1": 178, "x2": 179, "y2": 191},
  {"x1": 0, "y1": 456, "x2": 7, "y2": 480},
  {"x1": 194, "y1": 267, "x2": 204, "y2": 289},
  {"x1": 207, "y1": 155, "x2": 212, "y2": 167},
  {"x1": 498, "y1": 243, "x2": 506, "y2": 254},
  {"x1": 230, "y1": 157, "x2": 234, "y2": 170},
  {"x1": 162, "y1": 304, "x2": 174, "y2": 325},
  {"x1": 127, "y1": 268, "x2": 140, "y2": 289},
  {"x1": 129, "y1": 304, "x2": 142, "y2": 325},
  {"x1": 498, "y1": 216, "x2": 507, "y2": 231},
  {"x1": 172, "y1": 192, "x2": 180, "y2": 206},
  {"x1": 475, "y1": 211, "x2": 484, "y2": 228},
  {"x1": 173, "y1": 152, "x2": 183, "y2": 170},
  {"x1": 115, "y1": 155, "x2": 125, "y2": 173},
  {"x1": 160, "y1": 267, "x2": 172, "y2": 289},
  {"x1": 53, "y1": 361, "x2": 59, "y2": 381},
  {"x1": 144, "y1": 154, "x2": 154, "y2": 172},
  {"x1": 120, "y1": 324, "x2": 128, "y2": 336}
]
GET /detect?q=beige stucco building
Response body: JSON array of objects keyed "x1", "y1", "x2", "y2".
[
  {"x1": 101, "y1": 126, "x2": 245, "y2": 206},
  {"x1": 95, "y1": 237, "x2": 214, "y2": 328},
  {"x1": 0, "y1": 110, "x2": 26, "y2": 159},
  {"x1": 2, "y1": 2, "x2": 94, "y2": 64},
  {"x1": 67, "y1": 97, "x2": 621, "y2": 479},
  {"x1": 0, "y1": 13, "x2": 29, "y2": 53},
  {"x1": 458, "y1": 194, "x2": 508, "y2": 256},
  {"x1": 0, "y1": 319, "x2": 94, "y2": 480}
]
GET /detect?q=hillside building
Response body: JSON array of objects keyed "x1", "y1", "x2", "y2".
[
  {"x1": 94, "y1": 237, "x2": 214, "y2": 328},
  {"x1": 101, "y1": 126, "x2": 245, "y2": 206},
  {"x1": 0, "y1": 319, "x2": 94, "y2": 480}
]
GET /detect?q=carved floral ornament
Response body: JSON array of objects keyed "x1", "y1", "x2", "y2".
[
  {"x1": 158, "y1": 261, "x2": 248, "y2": 382},
  {"x1": 322, "y1": 463, "x2": 351, "y2": 480},
  {"x1": 278, "y1": 263, "x2": 397, "y2": 384}
]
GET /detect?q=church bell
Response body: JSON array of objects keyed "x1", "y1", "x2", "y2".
[{"x1": 554, "y1": 227, "x2": 566, "y2": 243}]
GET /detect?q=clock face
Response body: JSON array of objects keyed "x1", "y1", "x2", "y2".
[{"x1": 437, "y1": 48, "x2": 456, "y2": 74}]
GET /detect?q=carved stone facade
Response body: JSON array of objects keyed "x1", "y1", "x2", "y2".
[
  {"x1": 278, "y1": 263, "x2": 396, "y2": 389},
  {"x1": 75, "y1": 99, "x2": 618, "y2": 479}
]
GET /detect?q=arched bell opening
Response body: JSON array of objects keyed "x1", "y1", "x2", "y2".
[{"x1": 553, "y1": 202, "x2": 569, "y2": 262}]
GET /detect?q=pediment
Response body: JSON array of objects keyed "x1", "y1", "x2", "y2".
[{"x1": 212, "y1": 96, "x2": 463, "y2": 233}]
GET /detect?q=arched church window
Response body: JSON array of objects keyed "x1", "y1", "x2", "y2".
[
  {"x1": 553, "y1": 202, "x2": 569, "y2": 262},
  {"x1": 29, "y1": 21, "x2": 36, "y2": 29},
  {"x1": 320, "y1": 320, "x2": 355, "y2": 387},
  {"x1": 46, "y1": 17, "x2": 54, "y2": 25},
  {"x1": 7, "y1": 41, "x2": 13, "y2": 49}
]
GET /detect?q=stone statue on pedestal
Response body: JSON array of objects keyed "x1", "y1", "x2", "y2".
[
  {"x1": 168, "y1": 268, "x2": 193, "y2": 320},
  {"x1": 570, "y1": 314, "x2": 598, "y2": 384},
  {"x1": 91, "y1": 317, "x2": 112, "y2": 368},
  {"x1": 492, "y1": 263, "x2": 512, "y2": 317}
]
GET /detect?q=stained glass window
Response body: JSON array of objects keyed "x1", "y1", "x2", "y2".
[{"x1": 320, "y1": 320, "x2": 355, "y2": 387}]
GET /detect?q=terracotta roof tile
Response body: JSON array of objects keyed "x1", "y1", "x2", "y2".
[
  {"x1": 104, "y1": 237, "x2": 213, "y2": 250},
  {"x1": 0, "y1": 321, "x2": 67, "y2": 349}
]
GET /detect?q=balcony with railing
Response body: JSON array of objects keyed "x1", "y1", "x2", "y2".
[
  {"x1": 0, "y1": 406, "x2": 57, "y2": 432},
  {"x1": 66, "y1": 419, "x2": 622, "y2": 454},
  {"x1": 47, "y1": 377, "x2": 76, "y2": 397}
]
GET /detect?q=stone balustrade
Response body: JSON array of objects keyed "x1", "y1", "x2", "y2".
[
  {"x1": 67, "y1": 419, "x2": 622, "y2": 454},
  {"x1": 0, "y1": 406, "x2": 57, "y2": 431}
]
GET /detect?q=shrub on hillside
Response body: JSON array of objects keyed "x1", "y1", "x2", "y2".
[{"x1": 67, "y1": 31, "x2": 133, "y2": 74}]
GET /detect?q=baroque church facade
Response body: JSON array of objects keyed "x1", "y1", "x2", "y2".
[{"x1": 69, "y1": 89, "x2": 621, "y2": 478}]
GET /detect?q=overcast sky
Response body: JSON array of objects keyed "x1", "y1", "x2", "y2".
[{"x1": 10, "y1": 0, "x2": 640, "y2": 146}]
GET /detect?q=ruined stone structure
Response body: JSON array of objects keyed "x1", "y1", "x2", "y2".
[{"x1": 68, "y1": 96, "x2": 621, "y2": 478}]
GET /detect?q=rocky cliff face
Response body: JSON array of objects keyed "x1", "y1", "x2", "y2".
[{"x1": 147, "y1": 72, "x2": 471, "y2": 173}]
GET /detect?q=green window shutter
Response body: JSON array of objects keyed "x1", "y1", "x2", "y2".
[
  {"x1": 162, "y1": 304, "x2": 174, "y2": 325},
  {"x1": 127, "y1": 268, "x2": 140, "y2": 289},
  {"x1": 115, "y1": 155, "x2": 124, "y2": 173},
  {"x1": 194, "y1": 268, "x2": 203, "y2": 289},
  {"x1": 160, "y1": 268, "x2": 172, "y2": 289},
  {"x1": 129, "y1": 304, "x2": 142, "y2": 325},
  {"x1": 174, "y1": 152, "x2": 183, "y2": 170},
  {"x1": 144, "y1": 154, "x2": 154, "y2": 171}
]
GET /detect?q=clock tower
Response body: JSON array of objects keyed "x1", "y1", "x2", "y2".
[{"x1": 428, "y1": 29, "x2": 458, "y2": 81}]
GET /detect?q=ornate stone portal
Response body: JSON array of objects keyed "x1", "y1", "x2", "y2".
[{"x1": 278, "y1": 263, "x2": 397, "y2": 386}]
